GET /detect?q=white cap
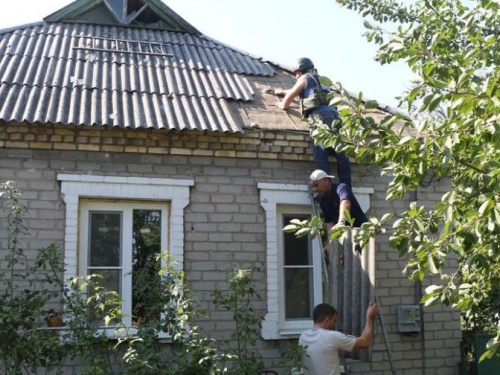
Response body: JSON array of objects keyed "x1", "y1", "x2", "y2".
[{"x1": 309, "y1": 169, "x2": 335, "y2": 182}]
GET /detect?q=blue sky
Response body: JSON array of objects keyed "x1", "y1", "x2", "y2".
[{"x1": 0, "y1": 0, "x2": 412, "y2": 108}]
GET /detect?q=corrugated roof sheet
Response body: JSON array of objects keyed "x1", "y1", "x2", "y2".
[{"x1": 0, "y1": 23, "x2": 276, "y2": 132}]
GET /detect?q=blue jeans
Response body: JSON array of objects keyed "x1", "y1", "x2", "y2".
[{"x1": 310, "y1": 107, "x2": 352, "y2": 187}]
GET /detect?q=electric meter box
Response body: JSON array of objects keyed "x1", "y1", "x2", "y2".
[{"x1": 397, "y1": 305, "x2": 421, "y2": 333}]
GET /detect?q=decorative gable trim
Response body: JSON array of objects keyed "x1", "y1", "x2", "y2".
[{"x1": 43, "y1": 0, "x2": 200, "y2": 34}]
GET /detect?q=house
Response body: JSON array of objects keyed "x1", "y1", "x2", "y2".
[{"x1": 0, "y1": 0, "x2": 461, "y2": 373}]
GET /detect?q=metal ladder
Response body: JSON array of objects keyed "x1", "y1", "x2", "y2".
[
  {"x1": 306, "y1": 176, "x2": 330, "y2": 290},
  {"x1": 375, "y1": 291, "x2": 397, "y2": 375},
  {"x1": 305, "y1": 173, "x2": 396, "y2": 375}
]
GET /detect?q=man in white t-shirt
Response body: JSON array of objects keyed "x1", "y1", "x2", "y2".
[{"x1": 299, "y1": 302, "x2": 378, "y2": 375}]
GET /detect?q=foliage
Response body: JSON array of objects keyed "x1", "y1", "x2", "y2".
[
  {"x1": 117, "y1": 254, "x2": 229, "y2": 374},
  {"x1": 301, "y1": 0, "x2": 500, "y2": 360},
  {"x1": 0, "y1": 182, "x2": 304, "y2": 373},
  {"x1": 279, "y1": 340, "x2": 307, "y2": 375},
  {"x1": 212, "y1": 267, "x2": 265, "y2": 375},
  {"x1": 0, "y1": 181, "x2": 228, "y2": 374},
  {"x1": 0, "y1": 181, "x2": 120, "y2": 374},
  {"x1": 0, "y1": 181, "x2": 66, "y2": 374}
]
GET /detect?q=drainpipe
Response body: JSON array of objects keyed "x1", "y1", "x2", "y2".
[{"x1": 411, "y1": 189, "x2": 426, "y2": 375}]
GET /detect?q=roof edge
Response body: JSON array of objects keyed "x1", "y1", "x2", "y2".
[{"x1": 0, "y1": 21, "x2": 45, "y2": 35}]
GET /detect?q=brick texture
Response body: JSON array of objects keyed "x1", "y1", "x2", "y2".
[{"x1": 0, "y1": 123, "x2": 461, "y2": 374}]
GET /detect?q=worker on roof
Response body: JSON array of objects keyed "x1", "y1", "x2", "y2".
[{"x1": 267, "y1": 57, "x2": 351, "y2": 186}]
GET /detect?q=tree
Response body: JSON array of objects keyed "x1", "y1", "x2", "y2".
[{"x1": 313, "y1": 0, "x2": 500, "y2": 359}]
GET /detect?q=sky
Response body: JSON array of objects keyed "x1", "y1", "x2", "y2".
[{"x1": 0, "y1": 0, "x2": 412, "y2": 108}]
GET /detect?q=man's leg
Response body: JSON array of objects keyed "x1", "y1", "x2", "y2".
[
  {"x1": 316, "y1": 109, "x2": 352, "y2": 186},
  {"x1": 313, "y1": 143, "x2": 332, "y2": 175},
  {"x1": 333, "y1": 150, "x2": 352, "y2": 187}
]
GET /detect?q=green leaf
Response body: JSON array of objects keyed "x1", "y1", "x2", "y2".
[
  {"x1": 479, "y1": 200, "x2": 493, "y2": 216},
  {"x1": 283, "y1": 224, "x2": 298, "y2": 232},
  {"x1": 364, "y1": 100, "x2": 379, "y2": 109},
  {"x1": 428, "y1": 95, "x2": 442, "y2": 112},
  {"x1": 363, "y1": 20, "x2": 374, "y2": 29},
  {"x1": 295, "y1": 228, "x2": 311, "y2": 237},
  {"x1": 494, "y1": 204, "x2": 500, "y2": 223},
  {"x1": 427, "y1": 254, "x2": 439, "y2": 274},
  {"x1": 398, "y1": 136, "x2": 413, "y2": 145},
  {"x1": 479, "y1": 339, "x2": 499, "y2": 361}
]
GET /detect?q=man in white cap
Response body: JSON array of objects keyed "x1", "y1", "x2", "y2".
[{"x1": 309, "y1": 169, "x2": 368, "y2": 230}]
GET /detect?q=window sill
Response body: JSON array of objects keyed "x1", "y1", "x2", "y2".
[
  {"x1": 36, "y1": 325, "x2": 172, "y2": 342},
  {"x1": 262, "y1": 327, "x2": 309, "y2": 340}
]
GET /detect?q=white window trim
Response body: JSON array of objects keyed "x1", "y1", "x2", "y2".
[
  {"x1": 258, "y1": 183, "x2": 373, "y2": 340},
  {"x1": 79, "y1": 200, "x2": 170, "y2": 327},
  {"x1": 277, "y1": 204, "x2": 322, "y2": 333},
  {"x1": 58, "y1": 174, "x2": 193, "y2": 322}
]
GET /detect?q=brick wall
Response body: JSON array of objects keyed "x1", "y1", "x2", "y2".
[{"x1": 0, "y1": 123, "x2": 461, "y2": 374}]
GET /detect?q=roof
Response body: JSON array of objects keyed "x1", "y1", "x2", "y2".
[{"x1": 0, "y1": 0, "x2": 285, "y2": 133}]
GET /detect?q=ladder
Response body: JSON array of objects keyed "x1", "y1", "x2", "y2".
[
  {"x1": 306, "y1": 172, "x2": 396, "y2": 375},
  {"x1": 375, "y1": 291, "x2": 397, "y2": 375},
  {"x1": 306, "y1": 175, "x2": 329, "y2": 290}
]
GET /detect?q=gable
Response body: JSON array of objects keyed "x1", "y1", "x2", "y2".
[{"x1": 43, "y1": 0, "x2": 200, "y2": 33}]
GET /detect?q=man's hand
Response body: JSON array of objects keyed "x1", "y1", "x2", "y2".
[
  {"x1": 331, "y1": 220, "x2": 348, "y2": 232},
  {"x1": 266, "y1": 86, "x2": 286, "y2": 98},
  {"x1": 354, "y1": 302, "x2": 379, "y2": 349},
  {"x1": 265, "y1": 86, "x2": 275, "y2": 94},
  {"x1": 275, "y1": 102, "x2": 286, "y2": 110},
  {"x1": 322, "y1": 243, "x2": 330, "y2": 266},
  {"x1": 336, "y1": 218, "x2": 347, "y2": 227},
  {"x1": 366, "y1": 302, "x2": 379, "y2": 320}
]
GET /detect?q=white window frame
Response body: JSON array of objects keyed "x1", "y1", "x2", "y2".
[
  {"x1": 79, "y1": 200, "x2": 169, "y2": 327},
  {"x1": 258, "y1": 183, "x2": 373, "y2": 340},
  {"x1": 58, "y1": 174, "x2": 193, "y2": 334},
  {"x1": 277, "y1": 204, "x2": 322, "y2": 332}
]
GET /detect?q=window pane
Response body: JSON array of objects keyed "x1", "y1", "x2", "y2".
[
  {"x1": 87, "y1": 269, "x2": 121, "y2": 325},
  {"x1": 284, "y1": 268, "x2": 313, "y2": 319},
  {"x1": 283, "y1": 214, "x2": 311, "y2": 266},
  {"x1": 132, "y1": 209, "x2": 162, "y2": 324},
  {"x1": 89, "y1": 212, "x2": 121, "y2": 267},
  {"x1": 88, "y1": 268, "x2": 121, "y2": 295}
]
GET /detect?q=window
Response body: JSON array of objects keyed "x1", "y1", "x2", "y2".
[
  {"x1": 259, "y1": 183, "x2": 372, "y2": 339},
  {"x1": 279, "y1": 207, "x2": 322, "y2": 332},
  {"x1": 58, "y1": 174, "x2": 193, "y2": 330},
  {"x1": 80, "y1": 201, "x2": 168, "y2": 326}
]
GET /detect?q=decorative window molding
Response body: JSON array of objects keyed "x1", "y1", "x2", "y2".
[{"x1": 258, "y1": 183, "x2": 373, "y2": 340}]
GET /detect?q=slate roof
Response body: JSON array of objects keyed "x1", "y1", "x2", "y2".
[{"x1": 0, "y1": 0, "x2": 280, "y2": 133}]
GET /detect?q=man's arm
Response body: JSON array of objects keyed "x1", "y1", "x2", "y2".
[
  {"x1": 338, "y1": 199, "x2": 351, "y2": 225},
  {"x1": 353, "y1": 302, "x2": 378, "y2": 349},
  {"x1": 275, "y1": 76, "x2": 308, "y2": 109},
  {"x1": 336, "y1": 183, "x2": 355, "y2": 226}
]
